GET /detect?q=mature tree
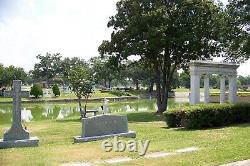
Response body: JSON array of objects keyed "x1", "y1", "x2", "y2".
[
  {"x1": 223, "y1": 0, "x2": 250, "y2": 62},
  {"x1": 32, "y1": 53, "x2": 62, "y2": 82},
  {"x1": 90, "y1": 56, "x2": 119, "y2": 88},
  {"x1": 238, "y1": 75, "x2": 250, "y2": 90},
  {"x1": 125, "y1": 61, "x2": 147, "y2": 90},
  {"x1": 68, "y1": 65, "x2": 95, "y2": 118},
  {"x1": 238, "y1": 75, "x2": 250, "y2": 85},
  {"x1": 89, "y1": 57, "x2": 108, "y2": 87},
  {"x1": 0, "y1": 65, "x2": 27, "y2": 88},
  {"x1": 99, "y1": 0, "x2": 225, "y2": 113},
  {"x1": 0, "y1": 64, "x2": 5, "y2": 88},
  {"x1": 61, "y1": 57, "x2": 87, "y2": 84},
  {"x1": 179, "y1": 71, "x2": 190, "y2": 88}
]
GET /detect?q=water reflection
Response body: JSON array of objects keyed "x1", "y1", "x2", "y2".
[
  {"x1": 0, "y1": 99, "x2": 184, "y2": 124},
  {"x1": 21, "y1": 108, "x2": 33, "y2": 122},
  {"x1": 57, "y1": 108, "x2": 75, "y2": 119}
]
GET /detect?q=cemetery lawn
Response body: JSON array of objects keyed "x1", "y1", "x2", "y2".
[
  {"x1": 0, "y1": 89, "x2": 141, "y2": 103},
  {"x1": 0, "y1": 112, "x2": 250, "y2": 166},
  {"x1": 175, "y1": 88, "x2": 220, "y2": 93}
]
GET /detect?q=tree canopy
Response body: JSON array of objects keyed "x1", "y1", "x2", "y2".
[
  {"x1": 68, "y1": 64, "x2": 95, "y2": 118},
  {"x1": 0, "y1": 64, "x2": 27, "y2": 88},
  {"x1": 99, "y1": 0, "x2": 231, "y2": 113},
  {"x1": 32, "y1": 53, "x2": 62, "y2": 82},
  {"x1": 222, "y1": 0, "x2": 250, "y2": 62}
]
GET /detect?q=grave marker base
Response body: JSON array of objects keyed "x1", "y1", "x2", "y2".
[
  {"x1": 0, "y1": 137, "x2": 39, "y2": 149},
  {"x1": 74, "y1": 131, "x2": 136, "y2": 143}
]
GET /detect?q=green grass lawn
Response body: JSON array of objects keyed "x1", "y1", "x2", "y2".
[
  {"x1": 0, "y1": 111, "x2": 250, "y2": 166},
  {"x1": 0, "y1": 90, "x2": 127, "y2": 102},
  {"x1": 0, "y1": 98, "x2": 29, "y2": 102},
  {"x1": 175, "y1": 88, "x2": 221, "y2": 93}
]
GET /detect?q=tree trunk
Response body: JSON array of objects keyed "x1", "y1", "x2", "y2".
[
  {"x1": 155, "y1": 81, "x2": 169, "y2": 114},
  {"x1": 148, "y1": 81, "x2": 154, "y2": 92},
  {"x1": 78, "y1": 97, "x2": 84, "y2": 118},
  {"x1": 155, "y1": 64, "x2": 166, "y2": 114},
  {"x1": 104, "y1": 79, "x2": 107, "y2": 88},
  {"x1": 108, "y1": 79, "x2": 112, "y2": 89},
  {"x1": 135, "y1": 81, "x2": 139, "y2": 90},
  {"x1": 83, "y1": 97, "x2": 88, "y2": 118},
  {"x1": 154, "y1": 55, "x2": 176, "y2": 114}
]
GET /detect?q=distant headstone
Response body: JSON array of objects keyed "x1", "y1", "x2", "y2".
[
  {"x1": 0, "y1": 80, "x2": 39, "y2": 148},
  {"x1": 43, "y1": 88, "x2": 51, "y2": 97},
  {"x1": 102, "y1": 98, "x2": 109, "y2": 114},
  {"x1": 74, "y1": 115, "x2": 136, "y2": 143},
  {"x1": 63, "y1": 85, "x2": 70, "y2": 94}
]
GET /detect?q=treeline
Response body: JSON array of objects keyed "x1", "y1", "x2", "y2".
[
  {"x1": 29, "y1": 53, "x2": 156, "y2": 91},
  {"x1": 0, "y1": 64, "x2": 30, "y2": 88},
  {"x1": 2, "y1": 53, "x2": 250, "y2": 92}
]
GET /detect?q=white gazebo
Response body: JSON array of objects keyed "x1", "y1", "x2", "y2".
[{"x1": 189, "y1": 61, "x2": 239, "y2": 105}]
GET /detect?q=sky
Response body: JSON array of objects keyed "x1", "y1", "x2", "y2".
[{"x1": 0, "y1": 0, "x2": 249, "y2": 76}]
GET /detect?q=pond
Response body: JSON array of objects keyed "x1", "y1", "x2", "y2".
[{"x1": 0, "y1": 99, "x2": 186, "y2": 124}]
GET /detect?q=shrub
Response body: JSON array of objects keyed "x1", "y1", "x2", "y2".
[
  {"x1": 30, "y1": 84, "x2": 43, "y2": 98},
  {"x1": 165, "y1": 103, "x2": 250, "y2": 129},
  {"x1": 52, "y1": 84, "x2": 60, "y2": 97}
]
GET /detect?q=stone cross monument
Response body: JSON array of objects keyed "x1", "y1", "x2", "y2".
[{"x1": 0, "y1": 80, "x2": 39, "y2": 148}]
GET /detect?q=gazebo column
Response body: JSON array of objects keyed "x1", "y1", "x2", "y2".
[
  {"x1": 204, "y1": 74, "x2": 210, "y2": 103},
  {"x1": 229, "y1": 75, "x2": 237, "y2": 103},
  {"x1": 190, "y1": 73, "x2": 200, "y2": 105},
  {"x1": 220, "y1": 76, "x2": 226, "y2": 104}
]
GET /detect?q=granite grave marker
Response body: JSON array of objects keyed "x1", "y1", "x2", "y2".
[{"x1": 0, "y1": 80, "x2": 39, "y2": 148}]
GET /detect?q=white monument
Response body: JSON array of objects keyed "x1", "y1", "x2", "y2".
[
  {"x1": 189, "y1": 61, "x2": 239, "y2": 105},
  {"x1": 0, "y1": 80, "x2": 39, "y2": 148},
  {"x1": 102, "y1": 98, "x2": 109, "y2": 114}
]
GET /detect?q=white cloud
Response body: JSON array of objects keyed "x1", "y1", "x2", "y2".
[{"x1": 0, "y1": 0, "x2": 117, "y2": 71}]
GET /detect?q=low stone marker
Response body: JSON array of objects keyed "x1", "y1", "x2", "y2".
[
  {"x1": 73, "y1": 115, "x2": 136, "y2": 142},
  {"x1": 0, "y1": 80, "x2": 39, "y2": 148}
]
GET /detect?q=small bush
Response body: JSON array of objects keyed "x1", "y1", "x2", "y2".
[
  {"x1": 52, "y1": 84, "x2": 60, "y2": 97},
  {"x1": 30, "y1": 84, "x2": 43, "y2": 98},
  {"x1": 165, "y1": 103, "x2": 250, "y2": 129}
]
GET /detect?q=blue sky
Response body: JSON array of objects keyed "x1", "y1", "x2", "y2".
[{"x1": 0, "y1": 0, "x2": 249, "y2": 76}]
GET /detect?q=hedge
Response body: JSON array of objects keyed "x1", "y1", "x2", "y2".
[{"x1": 165, "y1": 103, "x2": 250, "y2": 129}]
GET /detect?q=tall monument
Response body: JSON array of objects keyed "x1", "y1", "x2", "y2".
[{"x1": 0, "y1": 80, "x2": 39, "y2": 148}]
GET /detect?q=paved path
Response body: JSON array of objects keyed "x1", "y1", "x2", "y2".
[
  {"x1": 60, "y1": 146, "x2": 199, "y2": 166},
  {"x1": 220, "y1": 159, "x2": 250, "y2": 166}
]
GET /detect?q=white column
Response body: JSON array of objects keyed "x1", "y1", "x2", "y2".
[
  {"x1": 190, "y1": 73, "x2": 200, "y2": 105},
  {"x1": 204, "y1": 75, "x2": 210, "y2": 103},
  {"x1": 220, "y1": 76, "x2": 226, "y2": 104},
  {"x1": 229, "y1": 76, "x2": 237, "y2": 103}
]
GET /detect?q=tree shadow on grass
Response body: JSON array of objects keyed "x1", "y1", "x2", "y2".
[
  {"x1": 54, "y1": 112, "x2": 166, "y2": 123},
  {"x1": 127, "y1": 112, "x2": 165, "y2": 123},
  {"x1": 161, "y1": 122, "x2": 250, "y2": 131}
]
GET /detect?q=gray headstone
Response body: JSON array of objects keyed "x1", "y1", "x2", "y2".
[
  {"x1": 82, "y1": 115, "x2": 128, "y2": 137},
  {"x1": 74, "y1": 115, "x2": 136, "y2": 143},
  {"x1": 4, "y1": 80, "x2": 29, "y2": 141},
  {"x1": 0, "y1": 80, "x2": 39, "y2": 148}
]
